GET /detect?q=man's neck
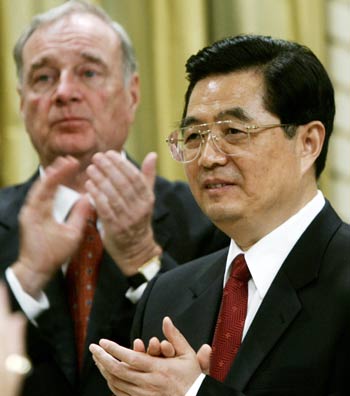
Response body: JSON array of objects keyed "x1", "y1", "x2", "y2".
[{"x1": 222, "y1": 187, "x2": 320, "y2": 251}]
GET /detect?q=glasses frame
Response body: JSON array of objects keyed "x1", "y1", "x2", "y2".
[{"x1": 166, "y1": 120, "x2": 294, "y2": 163}]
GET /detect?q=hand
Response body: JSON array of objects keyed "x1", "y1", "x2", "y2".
[
  {"x1": 0, "y1": 283, "x2": 30, "y2": 396},
  {"x1": 85, "y1": 151, "x2": 162, "y2": 276},
  {"x1": 90, "y1": 317, "x2": 207, "y2": 396},
  {"x1": 134, "y1": 332, "x2": 211, "y2": 373},
  {"x1": 12, "y1": 156, "x2": 91, "y2": 298}
]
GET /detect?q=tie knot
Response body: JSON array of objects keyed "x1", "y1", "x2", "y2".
[{"x1": 230, "y1": 254, "x2": 251, "y2": 283}]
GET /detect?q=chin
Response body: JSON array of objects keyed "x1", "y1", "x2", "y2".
[{"x1": 204, "y1": 202, "x2": 242, "y2": 224}]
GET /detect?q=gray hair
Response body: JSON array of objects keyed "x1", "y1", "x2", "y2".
[{"x1": 13, "y1": 0, "x2": 137, "y2": 85}]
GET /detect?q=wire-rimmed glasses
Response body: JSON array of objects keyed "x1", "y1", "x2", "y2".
[{"x1": 166, "y1": 120, "x2": 293, "y2": 163}]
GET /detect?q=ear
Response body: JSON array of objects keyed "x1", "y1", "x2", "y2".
[
  {"x1": 126, "y1": 72, "x2": 140, "y2": 122},
  {"x1": 297, "y1": 121, "x2": 325, "y2": 176}
]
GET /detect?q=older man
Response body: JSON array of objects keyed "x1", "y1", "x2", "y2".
[
  {"x1": 0, "y1": 2, "x2": 228, "y2": 395},
  {"x1": 91, "y1": 34, "x2": 350, "y2": 396}
]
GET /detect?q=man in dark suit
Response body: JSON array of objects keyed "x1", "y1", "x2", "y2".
[
  {"x1": 0, "y1": 2, "x2": 228, "y2": 395},
  {"x1": 90, "y1": 34, "x2": 350, "y2": 395}
]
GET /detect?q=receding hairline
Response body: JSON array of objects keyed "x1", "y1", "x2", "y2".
[{"x1": 14, "y1": 1, "x2": 137, "y2": 84}]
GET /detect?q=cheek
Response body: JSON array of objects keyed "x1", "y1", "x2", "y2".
[
  {"x1": 23, "y1": 96, "x2": 47, "y2": 119},
  {"x1": 184, "y1": 164, "x2": 199, "y2": 193}
]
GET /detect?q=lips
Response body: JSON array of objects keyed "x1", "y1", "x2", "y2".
[
  {"x1": 51, "y1": 117, "x2": 89, "y2": 127},
  {"x1": 203, "y1": 179, "x2": 235, "y2": 189},
  {"x1": 206, "y1": 183, "x2": 229, "y2": 189}
]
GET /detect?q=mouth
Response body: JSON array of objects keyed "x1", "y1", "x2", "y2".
[
  {"x1": 203, "y1": 181, "x2": 235, "y2": 190},
  {"x1": 206, "y1": 183, "x2": 228, "y2": 189},
  {"x1": 51, "y1": 117, "x2": 89, "y2": 127}
]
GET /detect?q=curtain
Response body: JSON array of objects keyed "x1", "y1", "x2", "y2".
[{"x1": 0, "y1": 0, "x2": 327, "y2": 186}]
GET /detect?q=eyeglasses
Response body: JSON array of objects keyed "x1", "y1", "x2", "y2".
[{"x1": 166, "y1": 120, "x2": 293, "y2": 163}]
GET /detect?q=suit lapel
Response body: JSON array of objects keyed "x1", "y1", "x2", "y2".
[
  {"x1": 173, "y1": 250, "x2": 228, "y2": 351},
  {"x1": 227, "y1": 270, "x2": 301, "y2": 389},
  {"x1": 224, "y1": 202, "x2": 343, "y2": 390}
]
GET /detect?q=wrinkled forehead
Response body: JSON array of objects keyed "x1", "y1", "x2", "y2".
[
  {"x1": 20, "y1": 13, "x2": 123, "y2": 80},
  {"x1": 23, "y1": 13, "x2": 121, "y2": 62}
]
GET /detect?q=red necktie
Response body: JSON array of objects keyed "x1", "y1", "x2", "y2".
[
  {"x1": 66, "y1": 205, "x2": 103, "y2": 369},
  {"x1": 210, "y1": 254, "x2": 251, "y2": 382}
]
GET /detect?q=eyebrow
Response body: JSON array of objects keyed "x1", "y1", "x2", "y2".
[
  {"x1": 80, "y1": 51, "x2": 107, "y2": 67},
  {"x1": 216, "y1": 107, "x2": 253, "y2": 122},
  {"x1": 181, "y1": 107, "x2": 254, "y2": 127},
  {"x1": 29, "y1": 51, "x2": 106, "y2": 73},
  {"x1": 30, "y1": 57, "x2": 50, "y2": 72}
]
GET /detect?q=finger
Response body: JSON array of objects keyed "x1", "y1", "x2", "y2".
[
  {"x1": 90, "y1": 343, "x2": 120, "y2": 371},
  {"x1": 133, "y1": 338, "x2": 146, "y2": 353},
  {"x1": 162, "y1": 316, "x2": 194, "y2": 356},
  {"x1": 197, "y1": 344, "x2": 212, "y2": 374},
  {"x1": 10, "y1": 313, "x2": 27, "y2": 355},
  {"x1": 90, "y1": 342, "x2": 149, "y2": 393},
  {"x1": 26, "y1": 156, "x2": 80, "y2": 206},
  {"x1": 42, "y1": 156, "x2": 80, "y2": 189},
  {"x1": 141, "y1": 152, "x2": 157, "y2": 191},
  {"x1": 66, "y1": 196, "x2": 93, "y2": 231},
  {"x1": 160, "y1": 340, "x2": 176, "y2": 358},
  {"x1": 104, "y1": 151, "x2": 154, "y2": 200},
  {"x1": 0, "y1": 282, "x2": 10, "y2": 317},
  {"x1": 87, "y1": 155, "x2": 137, "y2": 215},
  {"x1": 147, "y1": 337, "x2": 161, "y2": 356},
  {"x1": 98, "y1": 339, "x2": 151, "y2": 372},
  {"x1": 85, "y1": 179, "x2": 118, "y2": 226}
]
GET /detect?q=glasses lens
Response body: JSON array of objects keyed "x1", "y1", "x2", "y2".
[
  {"x1": 167, "y1": 130, "x2": 199, "y2": 162},
  {"x1": 167, "y1": 121, "x2": 251, "y2": 163}
]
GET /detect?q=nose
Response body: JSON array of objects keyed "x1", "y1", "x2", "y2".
[
  {"x1": 198, "y1": 132, "x2": 227, "y2": 167},
  {"x1": 53, "y1": 72, "x2": 82, "y2": 106}
]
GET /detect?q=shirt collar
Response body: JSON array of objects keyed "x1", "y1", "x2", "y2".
[{"x1": 225, "y1": 191, "x2": 325, "y2": 298}]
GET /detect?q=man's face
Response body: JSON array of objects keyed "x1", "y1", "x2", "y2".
[
  {"x1": 184, "y1": 70, "x2": 307, "y2": 247},
  {"x1": 19, "y1": 13, "x2": 140, "y2": 167}
]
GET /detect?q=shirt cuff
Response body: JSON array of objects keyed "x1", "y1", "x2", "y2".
[
  {"x1": 185, "y1": 373, "x2": 206, "y2": 396},
  {"x1": 5, "y1": 267, "x2": 49, "y2": 324},
  {"x1": 125, "y1": 256, "x2": 161, "y2": 304}
]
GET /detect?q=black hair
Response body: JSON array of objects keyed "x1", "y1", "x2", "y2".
[{"x1": 183, "y1": 34, "x2": 335, "y2": 178}]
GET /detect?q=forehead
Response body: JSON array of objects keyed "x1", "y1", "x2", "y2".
[
  {"x1": 22, "y1": 13, "x2": 121, "y2": 68},
  {"x1": 187, "y1": 70, "x2": 268, "y2": 121}
]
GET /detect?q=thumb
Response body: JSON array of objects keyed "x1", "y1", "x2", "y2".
[
  {"x1": 162, "y1": 316, "x2": 194, "y2": 356},
  {"x1": 141, "y1": 152, "x2": 157, "y2": 190},
  {"x1": 197, "y1": 344, "x2": 212, "y2": 374}
]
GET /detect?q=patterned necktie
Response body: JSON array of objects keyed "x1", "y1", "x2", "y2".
[
  {"x1": 210, "y1": 254, "x2": 251, "y2": 382},
  {"x1": 66, "y1": 205, "x2": 103, "y2": 369}
]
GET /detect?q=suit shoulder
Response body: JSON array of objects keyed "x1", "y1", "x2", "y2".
[
  {"x1": 157, "y1": 247, "x2": 228, "y2": 284},
  {"x1": 0, "y1": 176, "x2": 36, "y2": 217},
  {"x1": 154, "y1": 175, "x2": 192, "y2": 200}
]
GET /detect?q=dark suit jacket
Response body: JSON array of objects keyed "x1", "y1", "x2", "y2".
[
  {"x1": 132, "y1": 202, "x2": 350, "y2": 396},
  {"x1": 0, "y1": 171, "x2": 229, "y2": 396}
]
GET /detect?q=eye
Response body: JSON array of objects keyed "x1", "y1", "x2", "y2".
[
  {"x1": 30, "y1": 69, "x2": 56, "y2": 91},
  {"x1": 79, "y1": 64, "x2": 105, "y2": 87},
  {"x1": 185, "y1": 132, "x2": 201, "y2": 142},
  {"x1": 183, "y1": 127, "x2": 202, "y2": 146},
  {"x1": 225, "y1": 127, "x2": 244, "y2": 135},
  {"x1": 36, "y1": 74, "x2": 51, "y2": 82},
  {"x1": 220, "y1": 122, "x2": 247, "y2": 143},
  {"x1": 83, "y1": 69, "x2": 97, "y2": 78}
]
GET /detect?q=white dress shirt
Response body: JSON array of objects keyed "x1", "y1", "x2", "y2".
[{"x1": 186, "y1": 191, "x2": 325, "y2": 396}]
